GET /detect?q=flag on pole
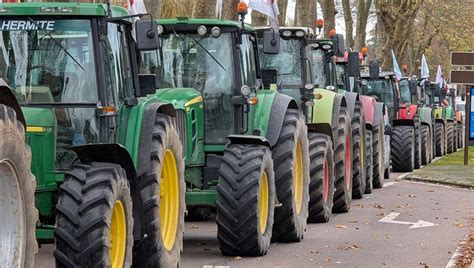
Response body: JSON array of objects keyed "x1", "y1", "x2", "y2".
[
  {"x1": 248, "y1": 0, "x2": 280, "y2": 31},
  {"x1": 391, "y1": 49, "x2": 402, "y2": 81},
  {"x1": 128, "y1": 0, "x2": 147, "y2": 16},
  {"x1": 435, "y1": 65, "x2": 443, "y2": 86},
  {"x1": 421, "y1": 54, "x2": 430, "y2": 79}
]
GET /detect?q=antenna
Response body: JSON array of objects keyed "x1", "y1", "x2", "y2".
[{"x1": 106, "y1": 0, "x2": 112, "y2": 17}]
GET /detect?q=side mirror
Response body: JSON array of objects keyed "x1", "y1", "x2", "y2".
[
  {"x1": 409, "y1": 80, "x2": 418, "y2": 95},
  {"x1": 261, "y1": 69, "x2": 277, "y2": 88},
  {"x1": 262, "y1": 30, "x2": 280, "y2": 54},
  {"x1": 138, "y1": 74, "x2": 156, "y2": 96},
  {"x1": 332, "y1": 34, "x2": 345, "y2": 57},
  {"x1": 347, "y1": 52, "x2": 360, "y2": 77},
  {"x1": 369, "y1": 59, "x2": 380, "y2": 80},
  {"x1": 462, "y1": 93, "x2": 466, "y2": 101},
  {"x1": 136, "y1": 20, "x2": 160, "y2": 51}
]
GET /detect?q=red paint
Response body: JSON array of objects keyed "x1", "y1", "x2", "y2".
[
  {"x1": 345, "y1": 134, "x2": 351, "y2": 190},
  {"x1": 323, "y1": 159, "x2": 329, "y2": 202},
  {"x1": 397, "y1": 104, "x2": 417, "y2": 120},
  {"x1": 359, "y1": 95, "x2": 376, "y2": 125}
]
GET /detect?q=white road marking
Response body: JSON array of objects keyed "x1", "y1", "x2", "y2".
[
  {"x1": 396, "y1": 172, "x2": 410, "y2": 180},
  {"x1": 383, "y1": 181, "x2": 398, "y2": 187},
  {"x1": 446, "y1": 235, "x2": 468, "y2": 268},
  {"x1": 203, "y1": 266, "x2": 230, "y2": 268},
  {"x1": 379, "y1": 212, "x2": 438, "y2": 229}
]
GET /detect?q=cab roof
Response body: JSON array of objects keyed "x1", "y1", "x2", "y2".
[
  {"x1": 361, "y1": 71, "x2": 395, "y2": 79},
  {"x1": 157, "y1": 17, "x2": 254, "y2": 32},
  {"x1": 0, "y1": 3, "x2": 128, "y2": 18}
]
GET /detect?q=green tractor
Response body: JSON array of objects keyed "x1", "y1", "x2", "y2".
[
  {"x1": 255, "y1": 26, "x2": 354, "y2": 222},
  {"x1": 142, "y1": 14, "x2": 311, "y2": 255},
  {"x1": 0, "y1": 3, "x2": 187, "y2": 267},
  {"x1": 444, "y1": 87, "x2": 462, "y2": 153},
  {"x1": 427, "y1": 82, "x2": 449, "y2": 157},
  {"x1": 0, "y1": 84, "x2": 37, "y2": 268}
]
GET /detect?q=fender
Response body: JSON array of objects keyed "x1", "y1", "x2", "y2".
[
  {"x1": 397, "y1": 104, "x2": 418, "y2": 120},
  {"x1": 433, "y1": 106, "x2": 444, "y2": 120},
  {"x1": 419, "y1": 107, "x2": 432, "y2": 126},
  {"x1": 311, "y1": 88, "x2": 347, "y2": 141},
  {"x1": 359, "y1": 95, "x2": 376, "y2": 126},
  {"x1": 373, "y1": 102, "x2": 385, "y2": 128},
  {"x1": 263, "y1": 92, "x2": 298, "y2": 147},
  {"x1": 343, "y1": 91, "x2": 358, "y2": 118},
  {"x1": 0, "y1": 83, "x2": 26, "y2": 127},
  {"x1": 445, "y1": 106, "x2": 453, "y2": 120},
  {"x1": 70, "y1": 144, "x2": 142, "y2": 239},
  {"x1": 227, "y1": 134, "x2": 270, "y2": 147},
  {"x1": 456, "y1": 111, "x2": 463, "y2": 123}
]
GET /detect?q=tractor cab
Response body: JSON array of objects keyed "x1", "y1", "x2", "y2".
[
  {"x1": 361, "y1": 72, "x2": 398, "y2": 122},
  {"x1": 399, "y1": 77, "x2": 420, "y2": 106}
]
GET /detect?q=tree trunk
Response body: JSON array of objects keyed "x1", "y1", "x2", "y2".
[
  {"x1": 222, "y1": 0, "x2": 240, "y2": 20},
  {"x1": 295, "y1": 0, "x2": 311, "y2": 28},
  {"x1": 161, "y1": 0, "x2": 184, "y2": 18},
  {"x1": 251, "y1": 11, "x2": 268, "y2": 26},
  {"x1": 145, "y1": 0, "x2": 162, "y2": 19},
  {"x1": 193, "y1": 0, "x2": 217, "y2": 18},
  {"x1": 278, "y1": 0, "x2": 289, "y2": 26},
  {"x1": 320, "y1": 0, "x2": 336, "y2": 37},
  {"x1": 341, "y1": 0, "x2": 354, "y2": 48},
  {"x1": 354, "y1": 0, "x2": 371, "y2": 51}
]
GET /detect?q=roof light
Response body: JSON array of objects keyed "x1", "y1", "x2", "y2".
[
  {"x1": 282, "y1": 30, "x2": 292, "y2": 37},
  {"x1": 247, "y1": 96, "x2": 258, "y2": 105},
  {"x1": 361, "y1": 47, "x2": 368, "y2": 56},
  {"x1": 241, "y1": 85, "x2": 251, "y2": 96},
  {"x1": 328, "y1": 29, "x2": 336, "y2": 37},
  {"x1": 197, "y1": 25, "x2": 207, "y2": 36},
  {"x1": 211, "y1": 26, "x2": 221, "y2": 37},
  {"x1": 237, "y1": 2, "x2": 248, "y2": 16},
  {"x1": 295, "y1": 30, "x2": 305, "y2": 37},
  {"x1": 58, "y1": 7, "x2": 72, "y2": 12},
  {"x1": 315, "y1": 19, "x2": 324, "y2": 29},
  {"x1": 40, "y1": 7, "x2": 53, "y2": 12},
  {"x1": 322, "y1": 44, "x2": 332, "y2": 50},
  {"x1": 0, "y1": 7, "x2": 10, "y2": 13}
]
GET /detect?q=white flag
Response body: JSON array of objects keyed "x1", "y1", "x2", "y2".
[
  {"x1": 420, "y1": 54, "x2": 430, "y2": 79},
  {"x1": 128, "y1": 0, "x2": 147, "y2": 16},
  {"x1": 248, "y1": 0, "x2": 279, "y2": 18},
  {"x1": 435, "y1": 65, "x2": 443, "y2": 86}
]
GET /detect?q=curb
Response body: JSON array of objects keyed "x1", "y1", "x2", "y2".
[{"x1": 402, "y1": 175, "x2": 474, "y2": 189}]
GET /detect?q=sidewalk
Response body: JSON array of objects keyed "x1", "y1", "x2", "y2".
[{"x1": 403, "y1": 147, "x2": 474, "y2": 188}]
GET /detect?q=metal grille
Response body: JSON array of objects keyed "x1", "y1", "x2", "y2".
[{"x1": 175, "y1": 109, "x2": 187, "y2": 156}]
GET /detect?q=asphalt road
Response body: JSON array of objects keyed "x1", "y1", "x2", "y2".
[{"x1": 35, "y1": 172, "x2": 473, "y2": 268}]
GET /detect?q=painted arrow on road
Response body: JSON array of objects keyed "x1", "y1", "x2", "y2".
[{"x1": 379, "y1": 212, "x2": 438, "y2": 229}]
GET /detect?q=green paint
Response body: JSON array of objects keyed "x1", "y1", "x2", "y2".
[
  {"x1": 157, "y1": 17, "x2": 254, "y2": 31},
  {"x1": 445, "y1": 106, "x2": 453, "y2": 120},
  {"x1": 312, "y1": 88, "x2": 337, "y2": 125},
  {"x1": 433, "y1": 107, "x2": 444, "y2": 119},
  {"x1": 0, "y1": 2, "x2": 127, "y2": 17},
  {"x1": 185, "y1": 190, "x2": 218, "y2": 207},
  {"x1": 250, "y1": 90, "x2": 277, "y2": 137}
]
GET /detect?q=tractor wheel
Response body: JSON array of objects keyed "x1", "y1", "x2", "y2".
[
  {"x1": 307, "y1": 133, "x2": 335, "y2": 223},
  {"x1": 372, "y1": 124, "x2": 385, "y2": 188},
  {"x1": 364, "y1": 129, "x2": 373, "y2": 194},
  {"x1": 414, "y1": 122, "x2": 421, "y2": 169},
  {"x1": 458, "y1": 123, "x2": 464, "y2": 149},
  {"x1": 447, "y1": 122, "x2": 454, "y2": 154},
  {"x1": 0, "y1": 104, "x2": 37, "y2": 268},
  {"x1": 421, "y1": 125, "x2": 430, "y2": 165},
  {"x1": 133, "y1": 114, "x2": 185, "y2": 267},
  {"x1": 351, "y1": 102, "x2": 366, "y2": 199},
  {"x1": 391, "y1": 126, "x2": 415, "y2": 173},
  {"x1": 453, "y1": 124, "x2": 458, "y2": 151},
  {"x1": 55, "y1": 163, "x2": 133, "y2": 268},
  {"x1": 186, "y1": 208, "x2": 211, "y2": 221},
  {"x1": 272, "y1": 109, "x2": 309, "y2": 242},
  {"x1": 435, "y1": 122, "x2": 445, "y2": 157},
  {"x1": 217, "y1": 144, "x2": 275, "y2": 256},
  {"x1": 332, "y1": 107, "x2": 353, "y2": 213}
]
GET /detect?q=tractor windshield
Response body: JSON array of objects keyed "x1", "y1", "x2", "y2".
[
  {"x1": 259, "y1": 38, "x2": 303, "y2": 86},
  {"x1": 0, "y1": 19, "x2": 98, "y2": 104},
  {"x1": 399, "y1": 79, "x2": 411, "y2": 105},
  {"x1": 362, "y1": 78, "x2": 396, "y2": 120},
  {"x1": 312, "y1": 49, "x2": 325, "y2": 87}
]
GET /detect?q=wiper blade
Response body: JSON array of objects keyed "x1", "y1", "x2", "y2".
[
  {"x1": 184, "y1": 33, "x2": 226, "y2": 71},
  {"x1": 28, "y1": 17, "x2": 85, "y2": 71}
]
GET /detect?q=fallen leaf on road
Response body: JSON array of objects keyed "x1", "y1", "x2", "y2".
[
  {"x1": 396, "y1": 205, "x2": 404, "y2": 208},
  {"x1": 373, "y1": 203, "x2": 384, "y2": 209},
  {"x1": 419, "y1": 261, "x2": 431, "y2": 268},
  {"x1": 234, "y1": 256, "x2": 242, "y2": 260},
  {"x1": 336, "y1": 224, "x2": 347, "y2": 229},
  {"x1": 377, "y1": 212, "x2": 385, "y2": 216},
  {"x1": 426, "y1": 189, "x2": 435, "y2": 192},
  {"x1": 326, "y1": 256, "x2": 332, "y2": 262},
  {"x1": 348, "y1": 220, "x2": 358, "y2": 223},
  {"x1": 452, "y1": 223, "x2": 464, "y2": 228},
  {"x1": 339, "y1": 244, "x2": 361, "y2": 250},
  {"x1": 408, "y1": 194, "x2": 417, "y2": 198},
  {"x1": 190, "y1": 224, "x2": 199, "y2": 229}
]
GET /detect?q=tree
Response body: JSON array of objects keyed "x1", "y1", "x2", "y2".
[
  {"x1": 193, "y1": 0, "x2": 217, "y2": 18},
  {"x1": 251, "y1": 10, "x2": 268, "y2": 26},
  {"x1": 295, "y1": 0, "x2": 317, "y2": 29},
  {"x1": 341, "y1": 0, "x2": 354, "y2": 48},
  {"x1": 278, "y1": 0, "x2": 289, "y2": 25},
  {"x1": 319, "y1": 0, "x2": 336, "y2": 37},
  {"x1": 222, "y1": 0, "x2": 240, "y2": 20},
  {"x1": 354, "y1": 0, "x2": 371, "y2": 51},
  {"x1": 161, "y1": 0, "x2": 185, "y2": 18}
]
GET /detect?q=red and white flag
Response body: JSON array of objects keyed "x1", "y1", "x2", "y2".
[
  {"x1": 248, "y1": 0, "x2": 279, "y2": 31},
  {"x1": 128, "y1": 0, "x2": 147, "y2": 16}
]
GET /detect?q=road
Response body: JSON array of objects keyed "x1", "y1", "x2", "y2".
[{"x1": 36, "y1": 172, "x2": 473, "y2": 268}]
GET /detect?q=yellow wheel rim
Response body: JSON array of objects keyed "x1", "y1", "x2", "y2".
[
  {"x1": 258, "y1": 172, "x2": 269, "y2": 234},
  {"x1": 159, "y1": 149, "x2": 179, "y2": 251},
  {"x1": 110, "y1": 200, "x2": 126, "y2": 268},
  {"x1": 294, "y1": 141, "x2": 304, "y2": 215}
]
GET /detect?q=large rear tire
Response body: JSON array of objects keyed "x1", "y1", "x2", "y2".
[
  {"x1": 55, "y1": 163, "x2": 133, "y2": 268},
  {"x1": 447, "y1": 122, "x2": 454, "y2": 154},
  {"x1": 332, "y1": 107, "x2": 353, "y2": 213},
  {"x1": 217, "y1": 144, "x2": 276, "y2": 256},
  {"x1": 372, "y1": 124, "x2": 385, "y2": 188},
  {"x1": 133, "y1": 114, "x2": 185, "y2": 267},
  {"x1": 435, "y1": 122, "x2": 445, "y2": 157},
  {"x1": 414, "y1": 122, "x2": 421, "y2": 169},
  {"x1": 307, "y1": 133, "x2": 335, "y2": 223},
  {"x1": 0, "y1": 104, "x2": 38, "y2": 268},
  {"x1": 364, "y1": 129, "x2": 373, "y2": 194},
  {"x1": 272, "y1": 109, "x2": 310, "y2": 242},
  {"x1": 421, "y1": 125, "x2": 430, "y2": 165},
  {"x1": 457, "y1": 123, "x2": 464, "y2": 149},
  {"x1": 391, "y1": 125, "x2": 415, "y2": 173},
  {"x1": 351, "y1": 102, "x2": 366, "y2": 199}
]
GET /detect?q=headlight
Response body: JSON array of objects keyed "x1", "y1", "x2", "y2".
[
  {"x1": 197, "y1": 25, "x2": 207, "y2": 36},
  {"x1": 295, "y1": 30, "x2": 305, "y2": 37},
  {"x1": 211, "y1": 26, "x2": 221, "y2": 37},
  {"x1": 305, "y1": 100, "x2": 314, "y2": 107},
  {"x1": 240, "y1": 85, "x2": 251, "y2": 96},
  {"x1": 312, "y1": 43, "x2": 320, "y2": 49},
  {"x1": 326, "y1": 85, "x2": 335, "y2": 91},
  {"x1": 304, "y1": 84, "x2": 314, "y2": 90},
  {"x1": 322, "y1": 44, "x2": 332, "y2": 50},
  {"x1": 282, "y1": 30, "x2": 292, "y2": 37}
]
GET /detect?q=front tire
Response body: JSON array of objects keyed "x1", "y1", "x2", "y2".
[
  {"x1": 351, "y1": 102, "x2": 366, "y2": 199},
  {"x1": 447, "y1": 122, "x2": 454, "y2": 154},
  {"x1": 364, "y1": 129, "x2": 373, "y2": 194},
  {"x1": 435, "y1": 122, "x2": 445, "y2": 157},
  {"x1": 372, "y1": 124, "x2": 385, "y2": 188},
  {"x1": 272, "y1": 109, "x2": 310, "y2": 242},
  {"x1": 133, "y1": 114, "x2": 185, "y2": 267},
  {"x1": 0, "y1": 105, "x2": 38, "y2": 268},
  {"x1": 307, "y1": 133, "x2": 335, "y2": 223},
  {"x1": 391, "y1": 126, "x2": 415, "y2": 172},
  {"x1": 421, "y1": 125, "x2": 430, "y2": 165},
  {"x1": 55, "y1": 163, "x2": 133, "y2": 268},
  {"x1": 217, "y1": 144, "x2": 276, "y2": 256}
]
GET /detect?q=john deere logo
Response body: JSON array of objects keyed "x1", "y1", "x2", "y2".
[{"x1": 314, "y1": 93, "x2": 323, "y2": 100}]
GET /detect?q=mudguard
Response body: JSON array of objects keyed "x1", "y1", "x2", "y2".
[
  {"x1": 456, "y1": 111, "x2": 463, "y2": 123},
  {"x1": 264, "y1": 92, "x2": 298, "y2": 147},
  {"x1": 311, "y1": 88, "x2": 346, "y2": 141},
  {"x1": 343, "y1": 91, "x2": 358, "y2": 118},
  {"x1": 373, "y1": 102, "x2": 385, "y2": 128},
  {"x1": 227, "y1": 135, "x2": 270, "y2": 147},
  {"x1": 0, "y1": 83, "x2": 26, "y2": 127},
  {"x1": 359, "y1": 95, "x2": 376, "y2": 126},
  {"x1": 419, "y1": 107, "x2": 432, "y2": 126},
  {"x1": 445, "y1": 106, "x2": 453, "y2": 120},
  {"x1": 433, "y1": 107, "x2": 444, "y2": 120}
]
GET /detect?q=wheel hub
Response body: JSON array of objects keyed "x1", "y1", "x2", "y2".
[
  {"x1": 110, "y1": 200, "x2": 126, "y2": 268},
  {"x1": 293, "y1": 141, "x2": 304, "y2": 215},
  {"x1": 258, "y1": 172, "x2": 269, "y2": 234},
  {"x1": 159, "y1": 149, "x2": 179, "y2": 251}
]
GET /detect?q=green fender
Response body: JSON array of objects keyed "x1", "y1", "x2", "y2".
[
  {"x1": 433, "y1": 107, "x2": 444, "y2": 120},
  {"x1": 309, "y1": 88, "x2": 346, "y2": 140},
  {"x1": 251, "y1": 89, "x2": 277, "y2": 139},
  {"x1": 445, "y1": 106, "x2": 453, "y2": 120}
]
